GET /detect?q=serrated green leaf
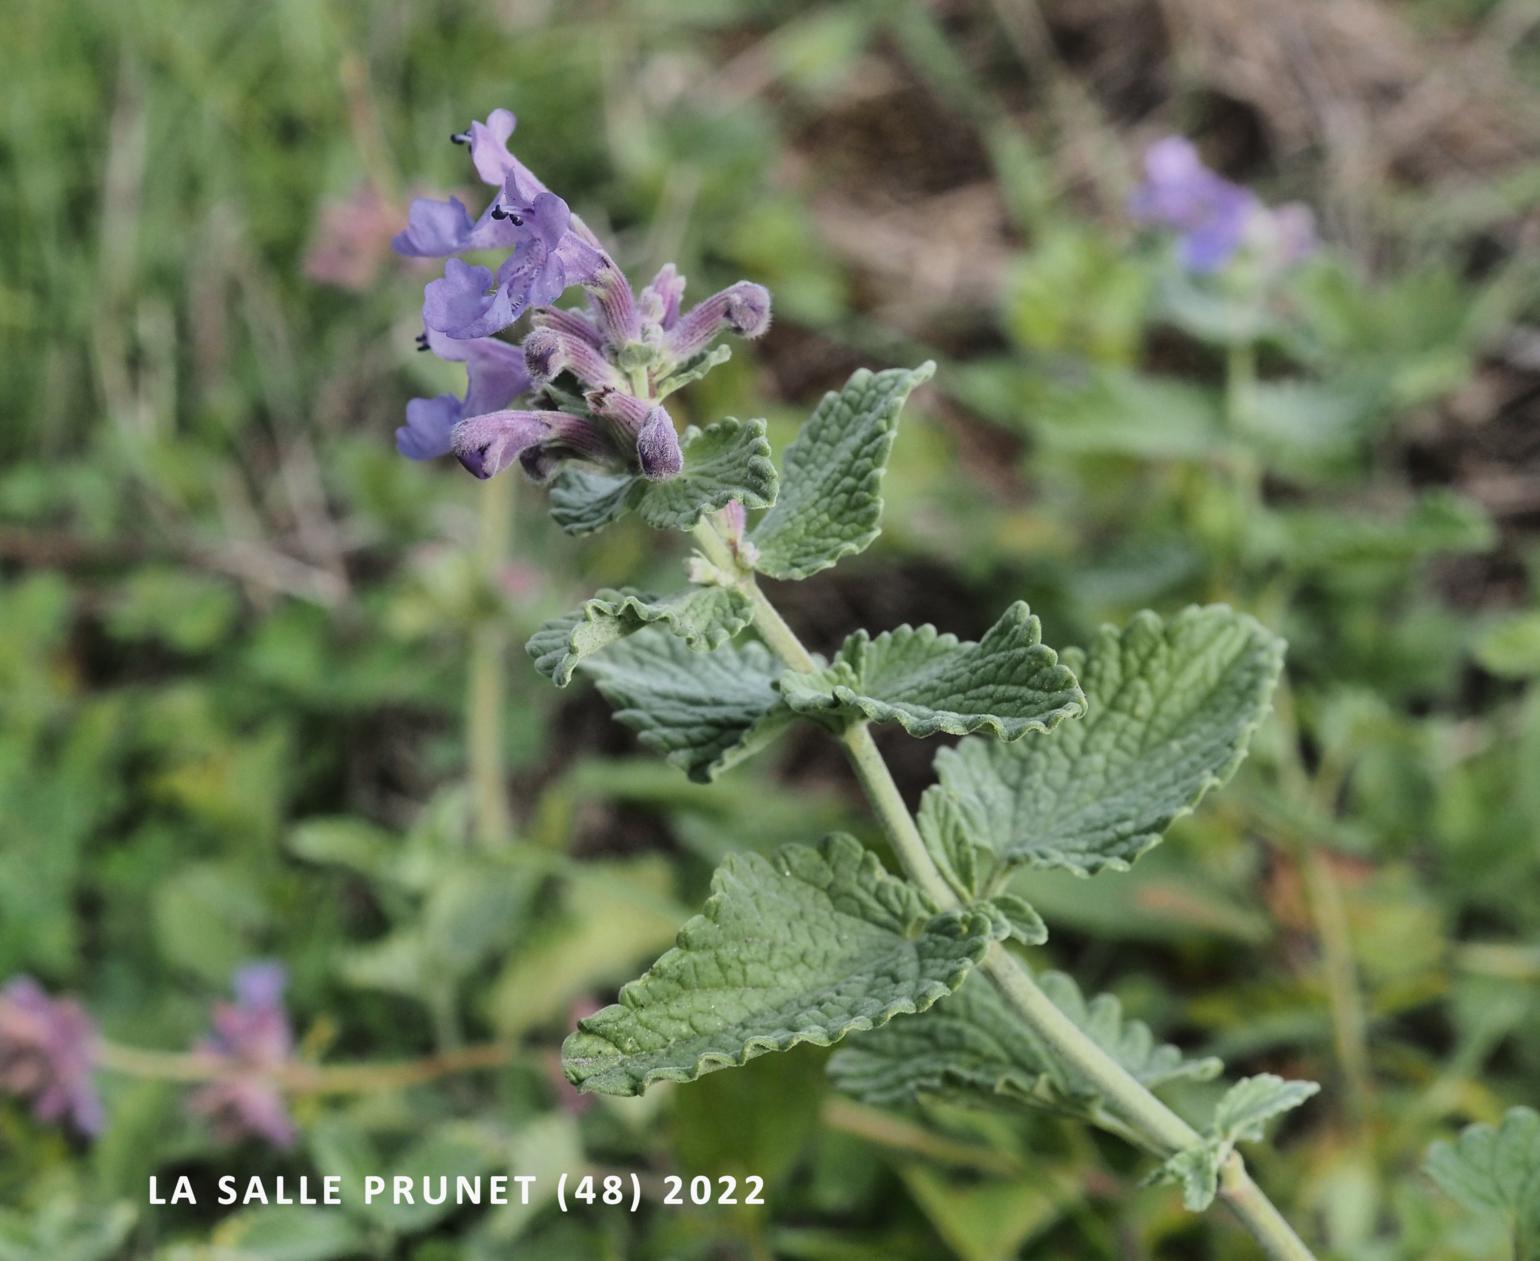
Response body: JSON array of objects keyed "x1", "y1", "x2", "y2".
[
  {"x1": 527, "y1": 586, "x2": 754, "y2": 687},
  {"x1": 563, "y1": 834, "x2": 1000, "y2": 1096},
  {"x1": 920, "y1": 606, "x2": 1282, "y2": 888},
  {"x1": 1426, "y1": 1107, "x2": 1540, "y2": 1250},
  {"x1": 547, "y1": 419, "x2": 778, "y2": 536},
  {"x1": 638, "y1": 417, "x2": 779, "y2": 530},
  {"x1": 827, "y1": 968, "x2": 1219, "y2": 1113},
  {"x1": 750, "y1": 363, "x2": 934, "y2": 579},
  {"x1": 580, "y1": 629, "x2": 794, "y2": 782},
  {"x1": 1148, "y1": 1074, "x2": 1318, "y2": 1211},
  {"x1": 780, "y1": 602, "x2": 1085, "y2": 741},
  {"x1": 1212, "y1": 1073, "x2": 1321, "y2": 1144}
]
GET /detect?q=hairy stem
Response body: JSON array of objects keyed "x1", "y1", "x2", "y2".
[
  {"x1": 468, "y1": 472, "x2": 513, "y2": 848},
  {"x1": 692, "y1": 517, "x2": 1317, "y2": 1261}
]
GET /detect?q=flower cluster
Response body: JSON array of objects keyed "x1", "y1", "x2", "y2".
[
  {"x1": 188, "y1": 962, "x2": 298, "y2": 1148},
  {"x1": 393, "y1": 109, "x2": 770, "y2": 483},
  {"x1": 0, "y1": 976, "x2": 102, "y2": 1135},
  {"x1": 1, "y1": 966, "x2": 300, "y2": 1149},
  {"x1": 1131, "y1": 136, "x2": 1315, "y2": 274}
]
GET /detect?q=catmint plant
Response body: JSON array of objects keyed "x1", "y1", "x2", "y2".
[{"x1": 393, "y1": 109, "x2": 1322, "y2": 1258}]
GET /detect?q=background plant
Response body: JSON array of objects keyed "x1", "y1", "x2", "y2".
[{"x1": 3, "y1": 1, "x2": 1540, "y2": 1258}]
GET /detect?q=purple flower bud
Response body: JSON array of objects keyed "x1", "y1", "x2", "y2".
[
  {"x1": 450, "y1": 410, "x2": 556, "y2": 479},
  {"x1": 0, "y1": 977, "x2": 102, "y2": 1136},
  {"x1": 531, "y1": 304, "x2": 604, "y2": 350},
  {"x1": 1130, "y1": 136, "x2": 1258, "y2": 274},
  {"x1": 522, "y1": 325, "x2": 625, "y2": 393},
  {"x1": 664, "y1": 282, "x2": 772, "y2": 361},
  {"x1": 585, "y1": 258, "x2": 642, "y2": 347},
  {"x1": 636, "y1": 407, "x2": 683, "y2": 480},
  {"x1": 639, "y1": 264, "x2": 686, "y2": 330},
  {"x1": 187, "y1": 963, "x2": 296, "y2": 1149}
]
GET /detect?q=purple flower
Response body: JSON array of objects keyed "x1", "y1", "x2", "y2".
[
  {"x1": 187, "y1": 962, "x2": 297, "y2": 1149},
  {"x1": 0, "y1": 976, "x2": 102, "y2": 1136},
  {"x1": 1131, "y1": 137, "x2": 1258, "y2": 273},
  {"x1": 1131, "y1": 137, "x2": 1319, "y2": 276},
  {"x1": 398, "y1": 327, "x2": 532, "y2": 461},
  {"x1": 421, "y1": 195, "x2": 603, "y2": 340},
  {"x1": 390, "y1": 109, "x2": 773, "y2": 487}
]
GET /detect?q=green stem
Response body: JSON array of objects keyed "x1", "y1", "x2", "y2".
[
  {"x1": 96, "y1": 1040, "x2": 515, "y2": 1094},
  {"x1": 691, "y1": 518, "x2": 1317, "y2": 1261},
  {"x1": 468, "y1": 472, "x2": 513, "y2": 849}
]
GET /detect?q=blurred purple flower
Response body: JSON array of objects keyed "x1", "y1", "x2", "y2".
[
  {"x1": 0, "y1": 977, "x2": 102, "y2": 1136},
  {"x1": 1131, "y1": 137, "x2": 1318, "y2": 276},
  {"x1": 1131, "y1": 137, "x2": 1258, "y2": 273},
  {"x1": 398, "y1": 326, "x2": 532, "y2": 461},
  {"x1": 188, "y1": 962, "x2": 297, "y2": 1149}
]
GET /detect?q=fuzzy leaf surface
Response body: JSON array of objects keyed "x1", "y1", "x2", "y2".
[
  {"x1": 779, "y1": 602, "x2": 1085, "y2": 741},
  {"x1": 548, "y1": 418, "x2": 778, "y2": 536},
  {"x1": 750, "y1": 363, "x2": 934, "y2": 579},
  {"x1": 527, "y1": 587, "x2": 754, "y2": 687},
  {"x1": 579, "y1": 629, "x2": 793, "y2": 782},
  {"x1": 562, "y1": 834, "x2": 1001, "y2": 1096},
  {"x1": 1426, "y1": 1107, "x2": 1540, "y2": 1249},
  {"x1": 920, "y1": 606, "x2": 1283, "y2": 888},
  {"x1": 827, "y1": 968, "x2": 1219, "y2": 1111}
]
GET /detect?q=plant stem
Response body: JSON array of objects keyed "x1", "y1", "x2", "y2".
[
  {"x1": 468, "y1": 471, "x2": 513, "y2": 849},
  {"x1": 95, "y1": 1040, "x2": 516, "y2": 1094},
  {"x1": 692, "y1": 518, "x2": 1317, "y2": 1261}
]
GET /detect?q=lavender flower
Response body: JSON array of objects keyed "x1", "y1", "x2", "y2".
[
  {"x1": 1131, "y1": 137, "x2": 1317, "y2": 275},
  {"x1": 187, "y1": 962, "x2": 297, "y2": 1149},
  {"x1": 395, "y1": 110, "x2": 604, "y2": 340},
  {"x1": 0, "y1": 977, "x2": 102, "y2": 1135},
  {"x1": 398, "y1": 327, "x2": 532, "y2": 461},
  {"x1": 392, "y1": 109, "x2": 773, "y2": 486}
]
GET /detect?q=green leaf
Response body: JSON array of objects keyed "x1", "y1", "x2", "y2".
[
  {"x1": 1148, "y1": 1074, "x2": 1319, "y2": 1211},
  {"x1": 779, "y1": 602, "x2": 1085, "y2": 741},
  {"x1": 527, "y1": 586, "x2": 754, "y2": 687},
  {"x1": 1474, "y1": 611, "x2": 1540, "y2": 680},
  {"x1": 548, "y1": 469, "x2": 638, "y2": 536},
  {"x1": 548, "y1": 419, "x2": 778, "y2": 536},
  {"x1": 638, "y1": 418, "x2": 779, "y2": 530},
  {"x1": 561, "y1": 834, "x2": 1002, "y2": 1096},
  {"x1": 212, "y1": 1207, "x2": 368, "y2": 1261},
  {"x1": 827, "y1": 968, "x2": 1219, "y2": 1112},
  {"x1": 1212, "y1": 1073, "x2": 1322, "y2": 1145},
  {"x1": 1426, "y1": 1107, "x2": 1540, "y2": 1250},
  {"x1": 750, "y1": 363, "x2": 934, "y2": 579},
  {"x1": 919, "y1": 606, "x2": 1282, "y2": 889},
  {"x1": 580, "y1": 629, "x2": 795, "y2": 782},
  {"x1": 982, "y1": 893, "x2": 1047, "y2": 946}
]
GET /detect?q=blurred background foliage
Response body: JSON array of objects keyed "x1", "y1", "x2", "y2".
[{"x1": 2, "y1": 0, "x2": 1540, "y2": 1257}]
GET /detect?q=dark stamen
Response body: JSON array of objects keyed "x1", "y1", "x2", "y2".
[
  {"x1": 450, "y1": 130, "x2": 470, "y2": 145},
  {"x1": 415, "y1": 332, "x2": 430, "y2": 351},
  {"x1": 489, "y1": 205, "x2": 526, "y2": 227}
]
